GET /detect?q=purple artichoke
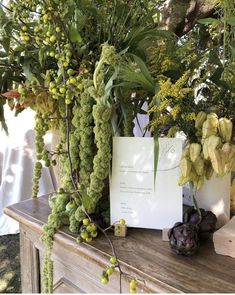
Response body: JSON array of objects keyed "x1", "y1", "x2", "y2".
[
  {"x1": 184, "y1": 207, "x2": 217, "y2": 240},
  {"x1": 168, "y1": 222, "x2": 200, "y2": 256}
]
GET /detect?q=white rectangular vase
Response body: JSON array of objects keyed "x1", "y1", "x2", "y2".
[
  {"x1": 183, "y1": 173, "x2": 231, "y2": 228},
  {"x1": 197, "y1": 173, "x2": 231, "y2": 228}
]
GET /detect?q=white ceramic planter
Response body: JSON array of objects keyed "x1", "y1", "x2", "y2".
[{"x1": 197, "y1": 173, "x2": 231, "y2": 228}]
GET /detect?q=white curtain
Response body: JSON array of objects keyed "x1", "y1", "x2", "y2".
[{"x1": 0, "y1": 106, "x2": 57, "y2": 235}]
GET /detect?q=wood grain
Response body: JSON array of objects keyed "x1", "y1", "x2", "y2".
[
  {"x1": 4, "y1": 196, "x2": 235, "y2": 293},
  {"x1": 19, "y1": 227, "x2": 40, "y2": 293}
]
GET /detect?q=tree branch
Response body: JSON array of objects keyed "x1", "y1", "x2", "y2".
[{"x1": 160, "y1": 0, "x2": 216, "y2": 36}]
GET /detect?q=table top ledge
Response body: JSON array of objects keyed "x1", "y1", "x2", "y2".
[{"x1": 4, "y1": 195, "x2": 235, "y2": 293}]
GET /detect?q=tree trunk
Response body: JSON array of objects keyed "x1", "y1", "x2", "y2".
[{"x1": 160, "y1": 0, "x2": 216, "y2": 36}]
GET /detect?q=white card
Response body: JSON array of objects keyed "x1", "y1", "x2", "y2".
[{"x1": 110, "y1": 137, "x2": 183, "y2": 229}]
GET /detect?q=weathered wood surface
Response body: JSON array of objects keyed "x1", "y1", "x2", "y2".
[{"x1": 4, "y1": 196, "x2": 235, "y2": 293}]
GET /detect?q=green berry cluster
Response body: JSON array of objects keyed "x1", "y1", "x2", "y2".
[
  {"x1": 32, "y1": 114, "x2": 48, "y2": 197},
  {"x1": 129, "y1": 279, "x2": 137, "y2": 293},
  {"x1": 78, "y1": 79, "x2": 95, "y2": 194},
  {"x1": 85, "y1": 105, "x2": 112, "y2": 213},
  {"x1": 101, "y1": 256, "x2": 117, "y2": 285},
  {"x1": 41, "y1": 189, "x2": 70, "y2": 292},
  {"x1": 76, "y1": 218, "x2": 98, "y2": 243}
]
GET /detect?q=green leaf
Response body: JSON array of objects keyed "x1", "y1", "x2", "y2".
[
  {"x1": 69, "y1": 26, "x2": 83, "y2": 44},
  {"x1": 39, "y1": 47, "x2": 47, "y2": 67},
  {"x1": 198, "y1": 18, "x2": 220, "y2": 25},
  {"x1": 131, "y1": 54, "x2": 155, "y2": 89},
  {"x1": 2, "y1": 37, "x2": 10, "y2": 54},
  {"x1": 0, "y1": 96, "x2": 8, "y2": 135},
  {"x1": 208, "y1": 50, "x2": 222, "y2": 67},
  {"x1": 22, "y1": 58, "x2": 33, "y2": 81},
  {"x1": 225, "y1": 16, "x2": 235, "y2": 26},
  {"x1": 230, "y1": 45, "x2": 235, "y2": 58},
  {"x1": 154, "y1": 134, "x2": 159, "y2": 191}
]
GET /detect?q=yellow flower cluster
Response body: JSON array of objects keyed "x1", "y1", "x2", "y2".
[
  {"x1": 149, "y1": 70, "x2": 194, "y2": 131},
  {"x1": 146, "y1": 43, "x2": 179, "y2": 79}
]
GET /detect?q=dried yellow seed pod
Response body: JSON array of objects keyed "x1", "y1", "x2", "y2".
[
  {"x1": 218, "y1": 117, "x2": 233, "y2": 142},
  {"x1": 207, "y1": 113, "x2": 218, "y2": 120},
  {"x1": 182, "y1": 145, "x2": 190, "y2": 159},
  {"x1": 207, "y1": 135, "x2": 222, "y2": 158},
  {"x1": 222, "y1": 143, "x2": 235, "y2": 174},
  {"x1": 189, "y1": 143, "x2": 201, "y2": 162},
  {"x1": 193, "y1": 156, "x2": 204, "y2": 176},
  {"x1": 178, "y1": 174, "x2": 190, "y2": 186},
  {"x1": 180, "y1": 157, "x2": 192, "y2": 178},
  {"x1": 210, "y1": 149, "x2": 225, "y2": 176},
  {"x1": 202, "y1": 118, "x2": 218, "y2": 139},
  {"x1": 196, "y1": 176, "x2": 204, "y2": 190},
  {"x1": 222, "y1": 143, "x2": 233, "y2": 164},
  {"x1": 195, "y1": 111, "x2": 207, "y2": 130},
  {"x1": 205, "y1": 161, "x2": 214, "y2": 180},
  {"x1": 202, "y1": 138, "x2": 210, "y2": 160}
]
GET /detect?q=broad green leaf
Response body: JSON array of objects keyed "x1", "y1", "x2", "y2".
[
  {"x1": 226, "y1": 16, "x2": 235, "y2": 26},
  {"x1": 209, "y1": 50, "x2": 222, "y2": 66},
  {"x1": 198, "y1": 18, "x2": 220, "y2": 25},
  {"x1": 131, "y1": 54, "x2": 155, "y2": 89},
  {"x1": 69, "y1": 26, "x2": 83, "y2": 44}
]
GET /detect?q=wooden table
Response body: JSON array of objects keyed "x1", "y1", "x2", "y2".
[{"x1": 4, "y1": 196, "x2": 235, "y2": 293}]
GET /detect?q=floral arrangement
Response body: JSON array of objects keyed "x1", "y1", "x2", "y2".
[{"x1": 0, "y1": 0, "x2": 235, "y2": 291}]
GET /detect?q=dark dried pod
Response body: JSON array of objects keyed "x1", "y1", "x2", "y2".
[
  {"x1": 184, "y1": 207, "x2": 217, "y2": 240},
  {"x1": 168, "y1": 222, "x2": 200, "y2": 256}
]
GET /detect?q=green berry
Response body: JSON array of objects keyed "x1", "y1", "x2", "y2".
[
  {"x1": 59, "y1": 87, "x2": 66, "y2": 94},
  {"x1": 85, "y1": 237, "x2": 92, "y2": 243},
  {"x1": 76, "y1": 236, "x2": 83, "y2": 244},
  {"x1": 130, "y1": 279, "x2": 136, "y2": 290},
  {"x1": 90, "y1": 231, "x2": 98, "y2": 238},
  {"x1": 63, "y1": 61, "x2": 69, "y2": 68},
  {"x1": 83, "y1": 218, "x2": 90, "y2": 226},
  {"x1": 44, "y1": 160, "x2": 51, "y2": 167},
  {"x1": 51, "y1": 88, "x2": 57, "y2": 95},
  {"x1": 87, "y1": 223, "x2": 97, "y2": 232},
  {"x1": 69, "y1": 77, "x2": 76, "y2": 84},
  {"x1": 80, "y1": 231, "x2": 88, "y2": 240},
  {"x1": 49, "y1": 35, "x2": 56, "y2": 43},
  {"x1": 106, "y1": 266, "x2": 114, "y2": 276},
  {"x1": 65, "y1": 98, "x2": 71, "y2": 105},
  {"x1": 119, "y1": 219, "x2": 126, "y2": 225},
  {"x1": 101, "y1": 276, "x2": 109, "y2": 285},
  {"x1": 109, "y1": 256, "x2": 117, "y2": 265},
  {"x1": 67, "y1": 69, "x2": 74, "y2": 76}
]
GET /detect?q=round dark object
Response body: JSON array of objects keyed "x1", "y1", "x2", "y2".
[
  {"x1": 168, "y1": 222, "x2": 200, "y2": 256},
  {"x1": 184, "y1": 207, "x2": 217, "y2": 240}
]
